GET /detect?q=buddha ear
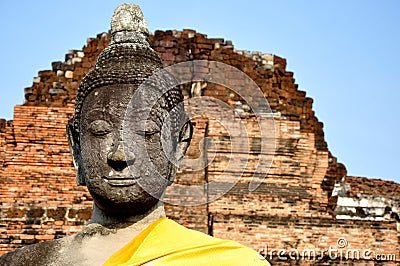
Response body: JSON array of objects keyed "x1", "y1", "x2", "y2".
[
  {"x1": 176, "y1": 119, "x2": 193, "y2": 161},
  {"x1": 66, "y1": 120, "x2": 86, "y2": 186},
  {"x1": 168, "y1": 119, "x2": 193, "y2": 184}
]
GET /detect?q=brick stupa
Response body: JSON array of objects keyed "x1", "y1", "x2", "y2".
[{"x1": 0, "y1": 29, "x2": 399, "y2": 265}]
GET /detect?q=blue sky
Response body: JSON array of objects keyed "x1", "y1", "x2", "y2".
[{"x1": 0, "y1": 1, "x2": 399, "y2": 183}]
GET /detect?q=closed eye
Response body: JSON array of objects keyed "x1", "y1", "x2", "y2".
[
  {"x1": 89, "y1": 120, "x2": 112, "y2": 136},
  {"x1": 135, "y1": 121, "x2": 160, "y2": 137},
  {"x1": 136, "y1": 130, "x2": 160, "y2": 137}
]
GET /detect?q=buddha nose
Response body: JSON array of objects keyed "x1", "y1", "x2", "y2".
[{"x1": 107, "y1": 142, "x2": 134, "y2": 171}]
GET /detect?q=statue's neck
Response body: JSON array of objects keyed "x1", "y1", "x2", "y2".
[
  {"x1": 69, "y1": 202, "x2": 166, "y2": 265},
  {"x1": 88, "y1": 201, "x2": 166, "y2": 230}
]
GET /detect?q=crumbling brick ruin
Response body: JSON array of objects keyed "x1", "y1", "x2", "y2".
[{"x1": 1, "y1": 29, "x2": 399, "y2": 265}]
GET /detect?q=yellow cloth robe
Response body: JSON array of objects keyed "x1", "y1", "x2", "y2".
[{"x1": 103, "y1": 217, "x2": 270, "y2": 266}]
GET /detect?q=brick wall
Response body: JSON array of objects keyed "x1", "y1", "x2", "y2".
[
  {"x1": 0, "y1": 106, "x2": 92, "y2": 253},
  {"x1": 0, "y1": 29, "x2": 398, "y2": 264}
]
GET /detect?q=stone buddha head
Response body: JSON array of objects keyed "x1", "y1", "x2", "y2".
[{"x1": 66, "y1": 3, "x2": 192, "y2": 217}]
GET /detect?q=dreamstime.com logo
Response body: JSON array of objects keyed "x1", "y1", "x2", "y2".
[
  {"x1": 122, "y1": 60, "x2": 276, "y2": 206},
  {"x1": 257, "y1": 238, "x2": 397, "y2": 262}
]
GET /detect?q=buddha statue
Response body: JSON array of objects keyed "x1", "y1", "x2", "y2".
[{"x1": 0, "y1": 3, "x2": 269, "y2": 265}]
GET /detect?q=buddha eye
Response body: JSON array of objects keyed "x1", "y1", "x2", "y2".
[
  {"x1": 89, "y1": 120, "x2": 112, "y2": 136},
  {"x1": 136, "y1": 129, "x2": 159, "y2": 137},
  {"x1": 135, "y1": 121, "x2": 160, "y2": 138}
]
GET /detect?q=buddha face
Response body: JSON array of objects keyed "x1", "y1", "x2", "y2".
[{"x1": 75, "y1": 84, "x2": 190, "y2": 215}]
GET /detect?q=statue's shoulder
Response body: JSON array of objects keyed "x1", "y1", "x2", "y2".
[
  {"x1": 0, "y1": 238, "x2": 66, "y2": 266},
  {"x1": 0, "y1": 225, "x2": 119, "y2": 266}
]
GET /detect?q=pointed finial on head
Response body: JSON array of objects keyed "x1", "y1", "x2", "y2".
[{"x1": 111, "y1": 3, "x2": 149, "y2": 35}]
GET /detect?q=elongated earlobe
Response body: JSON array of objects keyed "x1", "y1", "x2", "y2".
[
  {"x1": 168, "y1": 120, "x2": 193, "y2": 185},
  {"x1": 66, "y1": 120, "x2": 86, "y2": 186},
  {"x1": 177, "y1": 119, "x2": 193, "y2": 161}
]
